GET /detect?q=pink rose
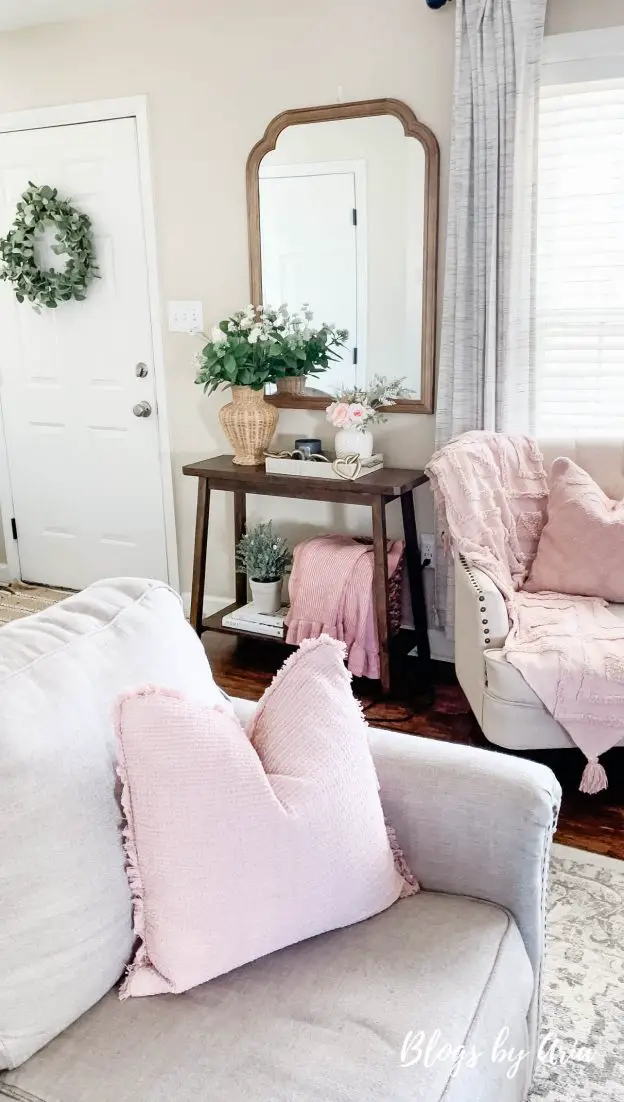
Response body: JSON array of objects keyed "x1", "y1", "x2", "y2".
[
  {"x1": 327, "y1": 401, "x2": 350, "y2": 428},
  {"x1": 347, "y1": 402, "x2": 368, "y2": 427}
]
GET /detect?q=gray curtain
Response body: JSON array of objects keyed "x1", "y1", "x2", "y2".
[{"x1": 433, "y1": 0, "x2": 548, "y2": 632}]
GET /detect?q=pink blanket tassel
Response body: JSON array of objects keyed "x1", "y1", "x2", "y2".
[{"x1": 579, "y1": 758, "x2": 608, "y2": 795}]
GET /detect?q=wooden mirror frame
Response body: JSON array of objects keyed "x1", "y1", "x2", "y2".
[{"x1": 246, "y1": 98, "x2": 440, "y2": 414}]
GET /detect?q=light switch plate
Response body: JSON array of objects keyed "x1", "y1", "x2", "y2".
[{"x1": 167, "y1": 301, "x2": 203, "y2": 333}]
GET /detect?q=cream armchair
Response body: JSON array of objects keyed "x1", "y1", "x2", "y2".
[{"x1": 454, "y1": 438, "x2": 624, "y2": 751}]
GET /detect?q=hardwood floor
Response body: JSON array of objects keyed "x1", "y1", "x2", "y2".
[{"x1": 203, "y1": 633, "x2": 624, "y2": 862}]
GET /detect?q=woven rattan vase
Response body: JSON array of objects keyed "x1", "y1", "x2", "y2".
[{"x1": 219, "y1": 385, "x2": 278, "y2": 465}]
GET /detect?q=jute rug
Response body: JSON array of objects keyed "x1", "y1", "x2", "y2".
[
  {"x1": 530, "y1": 846, "x2": 624, "y2": 1101},
  {"x1": 0, "y1": 581, "x2": 70, "y2": 624}
]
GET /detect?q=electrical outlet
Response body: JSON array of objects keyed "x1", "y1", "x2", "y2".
[
  {"x1": 167, "y1": 301, "x2": 203, "y2": 333},
  {"x1": 420, "y1": 534, "x2": 435, "y2": 566}
]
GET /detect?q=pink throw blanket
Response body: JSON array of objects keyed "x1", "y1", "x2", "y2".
[
  {"x1": 286, "y1": 535, "x2": 404, "y2": 680},
  {"x1": 426, "y1": 431, "x2": 624, "y2": 793}
]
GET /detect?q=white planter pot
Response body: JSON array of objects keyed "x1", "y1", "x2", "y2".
[
  {"x1": 334, "y1": 427, "x2": 374, "y2": 460},
  {"x1": 250, "y1": 577, "x2": 282, "y2": 614}
]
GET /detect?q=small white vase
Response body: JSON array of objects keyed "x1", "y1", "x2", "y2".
[
  {"x1": 334, "y1": 427, "x2": 374, "y2": 460},
  {"x1": 250, "y1": 578, "x2": 282, "y2": 614}
]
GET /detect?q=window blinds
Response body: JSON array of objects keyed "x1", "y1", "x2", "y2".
[{"x1": 536, "y1": 81, "x2": 624, "y2": 438}]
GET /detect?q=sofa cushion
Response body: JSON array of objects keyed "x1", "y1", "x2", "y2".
[
  {"x1": 0, "y1": 892, "x2": 533, "y2": 1102},
  {"x1": 0, "y1": 579, "x2": 228, "y2": 1070},
  {"x1": 483, "y1": 608, "x2": 624, "y2": 751},
  {"x1": 117, "y1": 637, "x2": 410, "y2": 998},
  {"x1": 485, "y1": 598, "x2": 624, "y2": 709}
]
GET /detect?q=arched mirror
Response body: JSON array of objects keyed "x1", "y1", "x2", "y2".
[{"x1": 246, "y1": 98, "x2": 439, "y2": 413}]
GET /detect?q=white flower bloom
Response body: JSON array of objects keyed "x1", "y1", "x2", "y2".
[
  {"x1": 239, "y1": 316, "x2": 252, "y2": 330},
  {"x1": 227, "y1": 321, "x2": 236, "y2": 332},
  {"x1": 211, "y1": 326, "x2": 228, "y2": 344},
  {"x1": 247, "y1": 326, "x2": 261, "y2": 344}
]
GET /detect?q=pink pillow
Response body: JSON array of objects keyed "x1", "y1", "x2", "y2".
[
  {"x1": 524, "y1": 457, "x2": 624, "y2": 602},
  {"x1": 116, "y1": 636, "x2": 414, "y2": 998}
]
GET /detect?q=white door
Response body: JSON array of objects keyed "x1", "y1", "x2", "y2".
[
  {"x1": 259, "y1": 168, "x2": 360, "y2": 391},
  {"x1": 0, "y1": 117, "x2": 171, "y2": 589}
]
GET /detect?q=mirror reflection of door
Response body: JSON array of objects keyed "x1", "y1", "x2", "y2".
[
  {"x1": 257, "y1": 114, "x2": 426, "y2": 400},
  {"x1": 259, "y1": 163, "x2": 364, "y2": 392}
]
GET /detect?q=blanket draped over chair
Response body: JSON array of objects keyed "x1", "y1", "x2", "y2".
[{"x1": 426, "y1": 431, "x2": 624, "y2": 792}]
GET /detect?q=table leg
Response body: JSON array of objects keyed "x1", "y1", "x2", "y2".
[
  {"x1": 371, "y1": 496, "x2": 391, "y2": 695},
  {"x1": 234, "y1": 491, "x2": 247, "y2": 606},
  {"x1": 190, "y1": 479, "x2": 210, "y2": 635},
  {"x1": 400, "y1": 489, "x2": 431, "y2": 667}
]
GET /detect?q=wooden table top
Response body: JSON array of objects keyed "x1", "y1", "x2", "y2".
[{"x1": 182, "y1": 454, "x2": 429, "y2": 498}]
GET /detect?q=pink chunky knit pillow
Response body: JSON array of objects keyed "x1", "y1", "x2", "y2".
[
  {"x1": 524, "y1": 457, "x2": 624, "y2": 602},
  {"x1": 117, "y1": 636, "x2": 413, "y2": 998}
]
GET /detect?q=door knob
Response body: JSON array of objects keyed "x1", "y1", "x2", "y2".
[{"x1": 133, "y1": 401, "x2": 152, "y2": 418}]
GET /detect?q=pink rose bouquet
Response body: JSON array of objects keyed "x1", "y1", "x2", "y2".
[
  {"x1": 325, "y1": 401, "x2": 352, "y2": 429},
  {"x1": 325, "y1": 376, "x2": 412, "y2": 432}
]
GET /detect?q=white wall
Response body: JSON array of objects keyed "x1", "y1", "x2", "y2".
[
  {"x1": 0, "y1": 0, "x2": 619, "y2": 600},
  {"x1": 0, "y1": 0, "x2": 451, "y2": 599}
]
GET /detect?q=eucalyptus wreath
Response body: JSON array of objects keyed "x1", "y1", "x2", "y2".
[{"x1": 0, "y1": 183, "x2": 98, "y2": 309}]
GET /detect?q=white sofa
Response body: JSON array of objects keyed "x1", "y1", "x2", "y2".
[
  {"x1": 0, "y1": 579, "x2": 561, "y2": 1102},
  {"x1": 455, "y1": 438, "x2": 624, "y2": 751}
]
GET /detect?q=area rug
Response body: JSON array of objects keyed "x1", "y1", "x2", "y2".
[
  {"x1": 530, "y1": 846, "x2": 624, "y2": 1101},
  {"x1": 0, "y1": 581, "x2": 69, "y2": 624}
]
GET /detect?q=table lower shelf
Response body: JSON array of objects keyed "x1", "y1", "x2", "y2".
[
  {"x1": 201, "y1": 602, "x2": 289, "y2": 644},
  {"x1": 201, "y1": 602, "x2": 422, "y2": 658}
]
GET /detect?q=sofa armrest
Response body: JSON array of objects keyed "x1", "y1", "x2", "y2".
[
  {"x1": 369, "y1": 725, "x2": 560, "y2": 1055},
  {"x1": 454, "y1": 556, "x2": 510, "y2": 724}
]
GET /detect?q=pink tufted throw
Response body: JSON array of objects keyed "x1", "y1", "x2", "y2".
[
  {"x1": 524, "y1": 458, "x2": 624, "y2": 602},
  {"x1": 116, "y1": 636, "x2": 414, "y2": 999},
  {"x1": 426, "y1": 432, "x2": 624, "y2": 793}
]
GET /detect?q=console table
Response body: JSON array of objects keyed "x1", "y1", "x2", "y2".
[{"x1": 183, "y1": 455, "x2": 431, "y2": 695}]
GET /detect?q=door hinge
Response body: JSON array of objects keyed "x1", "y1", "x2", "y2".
[
  {"x1": 352, "y1": 207, "x2": 357, "y2": 226},
  {"x1": 353, "y1": 347, "x2": 358, "y2": 365},
  {"x1": 10, "y1": 517, "x2": 17, "y2": 541}
]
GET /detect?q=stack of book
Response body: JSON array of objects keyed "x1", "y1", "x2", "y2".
[{"x1": 221, "y1": 602, "x2": 288, "y2": 638}]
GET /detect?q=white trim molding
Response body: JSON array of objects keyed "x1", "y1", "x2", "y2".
[
  {"x1": 181, "y1": 593, "x2": 233, "y2": 621},
  {"x1": 0, "y1": 97, "x2": 179, "y2": 590},
  {"x1": 0, "y1": 562, "x2": 13, "y2": 585},
  {"x1": 543, "y1": 26, "x2": 624, "y2": 85}
]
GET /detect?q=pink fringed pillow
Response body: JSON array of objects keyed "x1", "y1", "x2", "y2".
[
  {"x1": 116, "y1": 636, "x2": 415, "y2": 999},
  {"x1": 524, "y1": 457, "x2": 624, "y2": 602}
]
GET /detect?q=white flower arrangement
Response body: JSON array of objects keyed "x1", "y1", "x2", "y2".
[
  {"x1": 194, "y1": 304, "x2": 348, "y2": 394},
  {"x1": 326, "y1": 375, "x2": 413, "y2": 431}
]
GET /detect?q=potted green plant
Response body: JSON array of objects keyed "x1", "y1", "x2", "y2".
[
  {"x1": 195, "y1": 307, "x2": 289, "y2": 465},
  {"x1": 272, "y1": 305, "x2": 349, "y2": 396},
  {"x1": 235, "y1": 521, "x2": 293, "y2": 613}
]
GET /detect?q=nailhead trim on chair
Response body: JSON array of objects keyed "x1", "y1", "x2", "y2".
[{"x1": 459, "y1": 554, "x2": 493, "y2": 648}]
